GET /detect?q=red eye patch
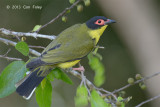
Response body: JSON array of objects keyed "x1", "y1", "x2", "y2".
[{"x1": 95, "y1": 19, "x2": 105, "y2": 25}]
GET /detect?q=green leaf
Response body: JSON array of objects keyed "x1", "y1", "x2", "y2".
[
  {"x1": 88, "y1": 53, "x2": 105, "y2": 87},
  {"x1": 46, "y1": 71, "x2": 54, "y2": 81},
  {"x1": 90, "y1": 90, "x2": 107, "y2": 107},
  {"x1": 32, "y1": 25, "x2": 42, "y2": 32},
  {"x1": 93, "y1": 53, "x2": 102, "y2": 60},
  {"x1": 15, "y1": 41, "x2": 29, "y2": 56},
  {"x1": 117, "y1": 97, "x2": 125, "y2": 107},
  {"x1": 75, "y1": 85, "x2": 88, "y2": 107},
  {"x1": 106, "y1": 103, "x2": 112, "y2": 107},
  {"x1": 69, "y1": 0, "x2": 75, "y2": 4},
  {"x1": 0, "y1": 61, "x2": 27, "y2": 98},
  {"x1": 51, "y1": 68, "x2": 73, "y2": 84},
  {"x1": 52, "y1": 68, "x2": 61, "y2": 79},
  {"x1": 35, "y1": 78, "x2": 52, "y2": 107}
]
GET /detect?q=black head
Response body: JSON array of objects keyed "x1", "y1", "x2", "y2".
[{"x1": 86, "y1": 16, "x2": 116, "y2": 30}]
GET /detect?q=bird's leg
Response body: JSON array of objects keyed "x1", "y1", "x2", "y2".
[
  {"x1": 72, "y1": 63, "x2": 85, "y2": 86},
  {"x1": 72, "y1": 65, "x2": 85, "y2": 72},
  {"x1": 73, "y1": 63, "x2": 91, "y2": 95}
]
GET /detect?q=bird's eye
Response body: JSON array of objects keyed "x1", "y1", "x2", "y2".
[
  {"x1": 98, "y1": 20, "x2": 101, "y2": 23},
  {"x1": 95, "y1": 19, "x2": 105, "y2": 25}
]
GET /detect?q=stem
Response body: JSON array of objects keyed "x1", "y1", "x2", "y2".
[{"x1": 36, "y1": 0, "x2": 83, "y2": 32}]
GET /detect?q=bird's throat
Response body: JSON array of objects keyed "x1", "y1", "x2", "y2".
[{"x1": 88, "y1": 25, "x2": 108, "y2": 44}]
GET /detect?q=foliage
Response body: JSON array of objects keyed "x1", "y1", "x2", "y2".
[
  {"x1": 0, "y1": 0, "x2": 135, "y2": 107},
  {"x1": 88, "y1": 51, "x2": 105, "y2": 87},
  {"x1": 75, "y1": 85, "x2": 88, "y2": 107},
  {"x1": 35, "y1": 78, "x2": 52, "y2": 107},
  {"x1": 0, "y1": 61, "x2": 27, "y2": 98},
  {"x1": 0, "y1": 42, "x2": 111, "y2": 107},
  {"x1": 90, "y1": 90, "x2": 108, "y2": 107},
  {"x1": 117, "y1": 97, "x2": 125, "y2": 107},
  {"x1": 51, "y1": 68, "x2": 73, "y2": 84},
  {"x1": 15, "y1": 41, "x2": 29, "y2": 56},
  {"x1": 35, "y1": 68, "x2": 73, "y2": 107},
  {"x1": 32, "y1": 25, "x2": 42, "y2": 32}
]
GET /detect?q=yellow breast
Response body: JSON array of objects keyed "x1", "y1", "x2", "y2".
[
  {"x1": 88, "y1": 25, "x2": 107, "y2": 44},
  {"x1": 57, "y1": 60, "x2": 80, "y2": 69},
  {"x1": 57, "y1": 25, "x2": 107, "y2": 69}
]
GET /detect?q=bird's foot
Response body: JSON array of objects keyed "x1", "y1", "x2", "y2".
[
  {"x1": 73, "y1": 66, "x2": 86, "y2": 86},
  {"x1": 72, "y1": 66, "x2": 85, "y2": 72}
]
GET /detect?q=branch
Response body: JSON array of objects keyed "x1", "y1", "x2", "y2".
[
  {"x1": 28, "y1": 45, "x2": 45, "y2": 49},
  {"x1": 1, "y1": 34, "x2": 160, "y2": 106},
  {"x1": 0, "y1": 28, "x2": 56, "y2": 40},
  {"x1": 108, "y1": 71, "x2": 160, "y2": 95},
  {"x1": 1, "y1": 23, "x2": 160, "y2": 105},
  {"x1": 67, "y1": 70, "x2": 118, "y2": 101},
  {"x1": 0, "y1": 37, "x2": 41, "y2": 56},
  {"x1": 135, "y1": 94, "x2": 160, "y2": 107},
  {"x1": 36, "y1": 0, "x2": 83, "y2": 32},
  {"x1": 0, "y1": 49, "x2": 22, "y2": 61},
  {"x1": 0, "y1": 37, "x2": 117, "y2": 101},
  {"x1": 0, "y1": 0, "x2": 84, "y2": 39},
  {"x1": 0, "y1": 0, "x2": 83, "y2": 39},
  {"x1": 0, "y1": 55, "x2": 22, "y2": 61}
]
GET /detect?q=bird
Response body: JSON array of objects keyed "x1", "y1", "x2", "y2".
[{"x1": 15, "y1": 16, "x2": 116, "y2": 99}]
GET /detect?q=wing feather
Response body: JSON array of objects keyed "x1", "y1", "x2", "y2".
[{"x1": 41, "y1": 24, "x2": 94, "y2": 64}]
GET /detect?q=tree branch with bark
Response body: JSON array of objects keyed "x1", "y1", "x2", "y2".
[
  {"x1": 1, "y1": 27, "x2": 160, "y2": 106},
  {"x1": 0, "y1": 0, "x2": 160, "y2": 106}
]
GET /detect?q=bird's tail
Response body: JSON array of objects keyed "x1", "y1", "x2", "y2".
[{"x1": 15, "y1": 66, "x2": 52, "y2": 100}]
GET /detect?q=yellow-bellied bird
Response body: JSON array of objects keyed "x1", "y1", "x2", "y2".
[{"x1": 16, "y1": 16, "x2": 116, "y2": 99}]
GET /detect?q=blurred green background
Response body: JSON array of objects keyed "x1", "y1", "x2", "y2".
[{"x1": 0, "y1": 0, "x2": 160, "y2": 107}]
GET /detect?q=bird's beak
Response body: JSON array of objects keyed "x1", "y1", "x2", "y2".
[{"x1": 105, "y1": 19, "x2": 116, "y2": 25}]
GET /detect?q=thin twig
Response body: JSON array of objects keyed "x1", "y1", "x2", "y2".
[
  {"x1": 36, "y1": 0, "x2": 83, "y2": 32},
  {"x1": 0, "y1": 55, "x2": 22, "y2": 61},
  {"x1": 108, "y1": 71, "x2": 160, "y2": 95},
  {"x1": 0, "y1": 49, "x2": 22, "y2": 61},
  {"x1": 4, "y1": 49, "x2": 11, "y2": 56},
  {"x1": 0, "y1": 37, "x2": 116, "y2": 100},
  {"x1": 68, "y1": 70, "x2": 118, "y2": 101},
  {"x1": 28, "y1": 45, "x2": 45, "y2": 49},
  {"x1": 135, "y1": 94, "x2": 160, "y2": 107},
  {"x1": 15, "y1": 35, "x2": 21, "y2": 41},
  {"x1": 95, "y1": 46, "x2": 105, "y2": 49},
  {"x1": 77, "y1": 62, "x2": 91, "y2": 96},
  {"x1": 0, "y1": 28, "x2": 56, "y2": 40},
  {"x1": 1, "y1": 25, "x2": 160, "y2": 105},
  {"x1": 96, "y1": 88, "x2": 117, "y2": 100},
  {"x1": 0, "y1": 37, "x2": 41, "y2": 56}
]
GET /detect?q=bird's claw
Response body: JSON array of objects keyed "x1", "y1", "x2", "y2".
[{"x1": 72, "y1": 66, "x2": 85, "y2": 72}]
